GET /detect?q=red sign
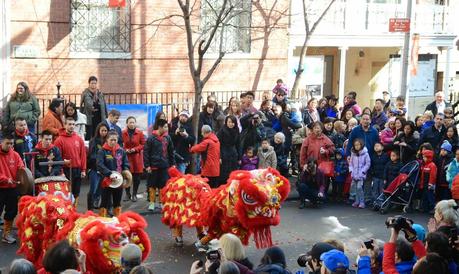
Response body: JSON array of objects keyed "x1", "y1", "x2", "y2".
[
  {"x1": 109, "y1": 0, "x2": 126, "y2": 8},
  {"x1": 389, "y1": 18, "x2": 410, "y2": 32}
]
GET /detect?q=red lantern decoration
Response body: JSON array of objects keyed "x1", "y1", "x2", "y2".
[{"x1": 109, "y1": 0, "x2": 126, "y2": 8}]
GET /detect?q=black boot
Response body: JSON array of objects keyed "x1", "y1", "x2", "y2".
[
  {"x1": 131, "y1": 191, "x2": 138, "y2": 202},
  {"x1": 87, "y1": 195, "x2": 93, "y2": 211},
  {"x1": 299, "y1": 200, "x2": 306, "y2": 209},
  {"x1": 124, "y1": 188, "x2": 132, "y2": 201}
]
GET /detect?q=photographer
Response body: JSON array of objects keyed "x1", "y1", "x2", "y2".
[
  {"x1": 297, "y1": 242, "x2": 336, "y2": 274},
  {"x1": 357, "y1": 239, "x2": 384, "y2": 274},
  {"x1": 425, "y1": 232, "x2": 457, "y2": 274},
  {"x1": 240, "y1": 112, "x2": 267, "y2": 154},
  {"x1": 170, "y1": 110, "x2": 195, "y2": 174},
  {"x1": 382, "y1": 216, "x2": 426, "y2": 274}
]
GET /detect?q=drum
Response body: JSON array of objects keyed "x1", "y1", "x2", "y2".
[
  {"x1": 34, "y1": 176, "x2": 73, "y2": 201},
  {"x1": 17, "y1": 168, "x2": 34, "y2": 195}
]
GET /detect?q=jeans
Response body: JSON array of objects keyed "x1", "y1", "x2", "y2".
[
  {"x1": 372, "y1": 178, "x2": 385, "y2": 201},
  {"x1": 88, "y1": 169, "x2": 101, "y2": 201},
  {"x1": 176, "y1": 162, "x2": 188, "y2": 174},
  {"x1": 364, "y1": 176, "x2": 373, "y2": 202},
  {"x1": 422, "y1": 189, "x2": 435, "y2": 212},
  {"x1": 351, "y1": 178, "x2": 364, "y2": 203}
]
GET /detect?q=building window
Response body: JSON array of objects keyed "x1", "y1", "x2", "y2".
[
  {"x1": 201, "y1": 0, "x2": 252, "y2": 54},
  {"x1": 70, "y1": 0, "x2": 130, "y2": 53}
]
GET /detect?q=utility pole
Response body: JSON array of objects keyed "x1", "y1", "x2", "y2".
[{"x1": 399, "y1": 0, "x2": 413, "y2": 99}]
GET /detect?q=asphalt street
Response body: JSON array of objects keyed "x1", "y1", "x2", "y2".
[{"x1": 0, "y1": 181, "x2": 431, "y2": 274}]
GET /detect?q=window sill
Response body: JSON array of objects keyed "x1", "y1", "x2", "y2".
[
  {"x1": 202, "y1": 52, "x2": 251, "y2": 60},
  {"x1": 69, "y1": 51, "x2": 132, "y2": 59}
]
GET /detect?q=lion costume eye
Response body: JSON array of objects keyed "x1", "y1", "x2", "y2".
[{"x1": 242, "y1": 191, "x2": 257, "y2": 205}]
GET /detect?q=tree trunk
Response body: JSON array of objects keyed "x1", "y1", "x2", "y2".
[
  {"x1": 290, "y1": 41, "x2": 308, "y2": 99},
  {"x1": 190, "y1": 80, "x2": 203, "y2": 174}
]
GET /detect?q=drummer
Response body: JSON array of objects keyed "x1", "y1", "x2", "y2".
[
  {"x1": 0, "y1": 133, "x2": 25, "y2": 244},
  {"x1": 97, "y1": 130, "x2": 130, "y2": 217},
  {"x1": 32, "y1": 130, "x2": 63, "y2": 178}
]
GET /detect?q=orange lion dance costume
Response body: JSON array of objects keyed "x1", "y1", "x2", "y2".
[
  {"x1": 161, "y1": 167, "x2": 290, "y2": 248},
  {"x1": 16, "y1": 195, "x2": 151, "y2": 273}
]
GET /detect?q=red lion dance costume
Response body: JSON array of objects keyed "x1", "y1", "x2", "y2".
[
  {"x1": 16, "y1": 195, "x2": 151, "y2": 273},
  {"x1": 161, "y1": 167, "x2": 290, "y2": 248}
]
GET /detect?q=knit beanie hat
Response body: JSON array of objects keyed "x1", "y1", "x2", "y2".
[{"x1": 441, "y1": 140, "x2": 452, "y2": 153}]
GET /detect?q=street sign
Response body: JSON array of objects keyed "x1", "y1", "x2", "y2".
[{"x1": 389, "y1": 18, "x2": 410, "y2": 32}]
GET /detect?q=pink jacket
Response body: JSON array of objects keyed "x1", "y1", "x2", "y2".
[{"x1": 380, "y1": 128, "x2": 395, "y2": 145}]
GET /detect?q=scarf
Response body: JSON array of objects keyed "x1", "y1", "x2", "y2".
[
  {"x1": 35, "y1": 141, "x2": 55, "y2": 157},
  {"x1": 15, "y1": 128, "x2": 29, "y2": 138},
  {"x1": 102, "y1": 143, "x2": 121, "y2": 157},
  {"x1": 153, "y1": 130, "x2": 168, "y2": 157},
  {"x1": 128, "y1": 128, "x2": 136, "y2": 138}
]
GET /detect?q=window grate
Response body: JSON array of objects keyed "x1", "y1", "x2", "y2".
[
  {"x1": 70, "y1": 0, "x2": 130, "y2": 53},
  {"x1": 201, "y1": 0, "x2": 252, "y2": 54}
]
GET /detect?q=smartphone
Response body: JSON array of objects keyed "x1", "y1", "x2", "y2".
[
  {"x1": 197, "y1": 260, "x2": 204, "y2": 268},
  {"x1": 206, "y1": 250, "x2": 221, "y2": 262},
  {"x1": 364, "y1": 240, "x2": 374, "y2": 249}
]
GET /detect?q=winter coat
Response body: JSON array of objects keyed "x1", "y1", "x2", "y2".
[
  {"x1": 13, "y1": 129, "x2": 37, "y2": 159},
  {"x1": 447, "y1": 158, "x2": 459, "y2": 187},
  {"x1": 74, "y1": 110, "x2": 87, "y2": 140},
  {"x1": 241, "y1": 155, "x2": 259, "y2": 171},
  {"x1": 340, "y1": 100, "x2": 361, "y2": 120},
  {"x1": 346, "y1": 125, "x2": 380, "y2": 157},
  {"x1": 300, "y1": 133, "x2": 334, "y2": 168},
  {"x1": 443, "y1": 136, "x2": 459, "y2": 154},
  {"x1": 240, "y1": 123, "x2": 267, "y2": 154},
  {"x1": 190, "y1": 133, "x2": 220, "y2": 177},
  {"x1": 419, "y1": 124, "x2": 446, "y2": 152},
  {"x1": 380, "y1": 128, "x2": 395, "y2": 146},
  {"x1": 3, "y1": 95, "x2": 40, "y2": 128},
  {"x1": 393, "y1": 133, "x2": 418, "y2": 164},
  {"x1": 280, "y1": 111, "x2": 302, "y2": 148},
  {"x1": 97, "y1": 144, "x2": 130, "y2": 188},
  {"x1": 101, "y1": 120, "x2": 123, "y2": 146},
  {"x1": 435, "y1": 153, "x2": 453, "y2": 190},
  {"x1": 273, "y1": 142, "x2": 288, "y2": 170},
  {"x1": 331, "y1": 132, "x2": 347, "y2": 150},
  {"x1": 425, "y1": 100, "x2": 451, "y2": 116},
  {"x1": 371, "y1": 111, "x2": 388, "y2": 130},
  {"x1": 217, "y1": 126, "x2": 241, "y2": 181},
  {"x1": 54, "y1": 129, "x2": 87, "y2": 172},
  {"x1": 419, "y1": 150, "x2": 437, "y2": 190},
  {"x1": 169, "y1": 118, "x2": 195, "y2": 164},
  {"x1": 302, "y1": 108, "x2": 319, "y2": 128},
  {"x1": 122, "y1": 128, "x2": 146, "y2": 174},
  {"x1": 371, "y1": 152, "x2": 390, "y2": 179},
  {"x1": 384, "y1": 160, "x2": 403, "y2": 185},
  {"x1": 382, "y1": 240, "x2": 426, "y2": 274},
  {"x1": 88, "y1": 137, "x2": 104, "y2": 170},
  {"x1": 42, "y1": 110, "x2": 64, "y2": 137},
  {"x1": 258, "y1": 146, "x2": 277, "y2": 169},
  {"x1": 349, "y1": 147, "x2": 371, "y2": 180},
  {"x1": 334, "y1": 149, "x2": 348, "y2": 183},
  {"x1": 32, "y1": 142, "x2": 63, "y2": 178},
  {"x1": 0, "y1": 148, "x2": 24, "y2": 189},
  {"x1": 144, "y1": 131, "x2": 175, "y2": 169},
  {"x1": 325, "y1": 106, "x2": 338, "y2": 119},
  {"x1": 253, "y1": 264, "x2": 292, "y2": 274},
  {"x1": 80, "y1": 88, "x2": 107, "y2": 126}
]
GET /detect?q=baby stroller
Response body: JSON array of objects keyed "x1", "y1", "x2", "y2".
[{"x1": 373, "y1": 160, "x2": 420, "y2": 214}]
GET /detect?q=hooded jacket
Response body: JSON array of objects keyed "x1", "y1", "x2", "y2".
[
  {"x1": 13, "y1": 129, "x2": 37, "y2": 159},
  {"x1": 346, "y1": 125, "x2": 380, "y2": 157},
  {"x1": 97, "y1": 143, "x2": 129, "y2": 188},
  {"x1": 447, "y1": 158, "x2": 459, "y2": 187},
  {"x1": 435, "y1": 152, "x2": 453, "y2": 190},
  {"x1": 419, "y1": 150, "x2": 437, "y2": 189},
  {"x1": 334, "y1": 148, "x2": 348, "y2": 182},
  {"x1": 0, "y1": 148, "x2": 24, "y2": 188},
  {"x1": 144, "y1": 130, "x2": 175, "y2": 169},
  {"x1": 258, "y1": 146, "x2": 277, "y2": 169},
  {"x1": 349, "y1": 147, "x2": 371, "y2": 180},
  {"x1": 54, "y1": 129, "x2": 87, "y2": 172},
  {"x1": 371, "y1": 151, "x2": 390, "y2": 179},
  {"x1": 32, "y1": 142, "x2": 63, "y2": 178},
  {"x1": 190, "y1": 133, "x2": 220, "y2": 177},
  {"x1": 384, "y1": 159, "x2": 403, "y2": 185}
]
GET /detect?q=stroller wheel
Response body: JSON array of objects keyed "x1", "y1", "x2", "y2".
[
  {"x1": 380, "y1": 207, "x2": 388, "y2": 214},
  {"x1": 372, "y1": 204, "x2": 380, "y2": 211},
  {"x1": 403, "y1": 206, "x2": 412, "y2": 214}
]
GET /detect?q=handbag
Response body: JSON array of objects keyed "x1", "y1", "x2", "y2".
[{"x1": 318, "y1": 160, "x2": 334, "y2": 177}]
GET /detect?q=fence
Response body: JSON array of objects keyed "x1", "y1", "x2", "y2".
[{"x1": 36, "y1": 89, "x2": 311, "y2": 120}]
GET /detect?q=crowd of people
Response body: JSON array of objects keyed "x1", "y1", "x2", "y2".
[{"x1": 1, "y1": 76, "x2": 459, "y2": 273}]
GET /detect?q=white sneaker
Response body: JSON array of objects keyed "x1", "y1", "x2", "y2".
[
  {"x1": 2, "y1": 234, "x2": 16, "y2": 244},
  {"x1": 148, "y1": 203, "x2": 155, "y2": 211}
]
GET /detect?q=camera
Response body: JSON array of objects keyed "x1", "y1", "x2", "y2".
[
  {"x1": 206, "y1": 249, "x2": 221, "y2": 263},
  {"x1": 297, "y1": 254, "x2": 311, "y2": 267},
  {"x1": 364, "y1": 240, "x2": 374, "y2": 249},
  {"x1": 385, "y1": 216, "x2": 413, "y2": 231}
]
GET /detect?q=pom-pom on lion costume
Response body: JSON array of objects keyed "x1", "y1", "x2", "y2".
[
  {"x1": 16, "y1": 195, "x2": 151, "y2": 273},
  {"x1": 161, "y1": 167, "x2": 290, "y2": 248}
]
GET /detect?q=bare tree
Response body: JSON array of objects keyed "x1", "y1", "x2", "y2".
[{"x1": 290, "y1": 0, "x2": 336, "y2": 98}]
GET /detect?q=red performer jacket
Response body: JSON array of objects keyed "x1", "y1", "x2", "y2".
[
  {"x1": 0, "y1": 148, "x2": 25, "y2": 188},
  {"x1": 54, "y1": 129, "x2": 87, "y2": 172},
  {"x1": 419, "y1": 150, "x2": 437, "y2": 190}
]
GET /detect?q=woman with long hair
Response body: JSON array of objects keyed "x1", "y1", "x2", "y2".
[
  {"x1": 42, "y1": 98, "x2": 64, "y2": 138},
  {"x1": 64, "y1": 102, "x2": 87, "y2": 140},
  {"x1": 393, "y1": 121, "x2": 419, "y2": 164},
  {"x1": 217, "y1": 115, "x2": 241, "y2": 183},
  {"x1": 87, "y1": 123, "x2": 109, "y2": 210},
  {"x1": 317, "y1": 98, "x2": 328, "y2": 122},
  {"x1": 2, "y1": 82, "x2": 40, "y2": 133},
  {"x1": 302, "y1": 98, "x2": 320, "y2": 128}
]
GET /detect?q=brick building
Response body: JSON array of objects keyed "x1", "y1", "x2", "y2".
[{"x1": 0, "y1": 0, "x2": 289, "y2": 109}]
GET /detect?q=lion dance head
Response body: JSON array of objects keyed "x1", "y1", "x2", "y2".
[{"x1": 17, "y1": 195, "x2": 151, "y2": 273}]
